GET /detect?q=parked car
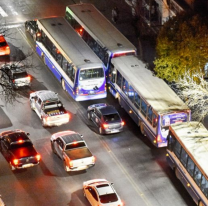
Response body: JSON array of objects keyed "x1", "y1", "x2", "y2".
[
  {"x1": 25, "y1": 20, "x2": 40, "y2": 41},
  {"x1": 87, "y1": 103, "x2": 124, "y2": 134},
  {"x1": 83, "y1": 179, "x2": 123, "y2": 206},
  {"x1": 30, "y1": 90, "x2": 70, "y2": 127},
  {"x1": 1, "y1": 62, "x2": 31, "y2": 89},
  {"x1": 0, "y1": 129, "x2": 41, "y2": 171},
  {"x1": 0, "y1": 35, "x2": 10, "y2": 56},
  {"x1": 51, "y1": 130, "x2": 95, "y2": 172}
]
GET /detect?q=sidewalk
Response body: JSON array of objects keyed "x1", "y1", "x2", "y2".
[{"x1": 82, "y1": 0, "x2": 156, "y2": 70}]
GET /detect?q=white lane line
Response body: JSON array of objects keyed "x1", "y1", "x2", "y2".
[
  {"x1": 8, "y1": 6, "x2": 18, "y2": 15},
  {"x1": 0, "y1": 6, "x2": 8, "y2": 17}
]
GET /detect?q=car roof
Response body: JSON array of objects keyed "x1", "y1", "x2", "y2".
[
  {"x1": 0, "y1": 35, "x2": 6, "y2": 43},
  {"x1": 36, "y1": 90, "x2": 59, "y2": 102},
  {"x1": 61, "y1": 133, "x2": 83, "y2": 144},
  {"x1": 0, "y1": 130, "x2": 30, "y2": 143},
  {"x1": 95, "y1": 183, "x2": 115, "y2": 195},
  {"x1": 98, "y1": 105, "x2": 118, "y2": 115}
]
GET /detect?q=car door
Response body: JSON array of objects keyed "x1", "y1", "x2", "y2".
[
  {"x1": 92, "y1": 109, "x2": 102, "y2": 127},
  {"x1": 35, "y1": 97, "x2": 42, "y2": 117},
  {"x1": 54, "y1": 138, "x2": 64, "y2": 159},
  {"x1": 1, "y1": 138, "x2": 10, "y2": 160},
  {"x1": 85, "y1": 186, "x2": 99, "y2": 206}
]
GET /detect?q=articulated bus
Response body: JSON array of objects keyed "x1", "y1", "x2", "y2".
[
  {"x1": 109, "y1": 55, "x2": 191, "y2": 147},
  {"x1": 35, "y1": 17, "x2": 106, "y2": 101},
  {"x1": 65, "y1": 3, "x2": 136, "y2": 80},
  {"x1": 167, "y1": 121, "x2": 208, "y2": 206}
]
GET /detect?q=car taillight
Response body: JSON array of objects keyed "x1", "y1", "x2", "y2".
[
  {"x1": 36, "y1": 32, "x2": 41, "y2": 37},
  {"x1": 92, "y1": 156, "x2": 95, "y2": 163},
  {"x1": 13, "y1": 159, "x2": 19, "y2": 165},
  {"x1": 69, "y1": 159, "x2": 73, "y2": 167},
  {"x1": 156, "y1": 135, "x2": 162, "y2": 143},
  {"x1": 121, "y1": 121, "x2": 125, "y2": 126},
  {"x1": 67, "y1": 113, "x2": 70, "y2": 120},
  {"x1": 119, "y1": 202, "x2": 124, "y2": 206},
  {"x1": 103, "y1": 124, "x2": 108, "y2": 129},
  {"x1": 36, "y1": 154, "x2": 41, "y2": 161},
  {"x1": 26, "y1": 76, "x2": 31, "y2": 81},
  {"x1": 6, "y1": 46, "x2": 10, "y2": 50}
]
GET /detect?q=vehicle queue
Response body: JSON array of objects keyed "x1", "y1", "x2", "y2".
[{"x1": 0, "y1": 3, "x2": 207, "y2": 206}]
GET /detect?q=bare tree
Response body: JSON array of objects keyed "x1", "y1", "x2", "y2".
[{"x1": 169, "y1": 71, "x2": 208, "y2": 122}]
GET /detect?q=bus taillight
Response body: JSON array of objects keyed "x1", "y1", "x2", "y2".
[
  {"x1": 156, "y1": 135, "x2": 162, "y2": 143},
  {"x1": 75, "y1": 87, "x2": 79, "y2": 94}
]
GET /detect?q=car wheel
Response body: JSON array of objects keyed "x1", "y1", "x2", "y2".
[
  {"x1": 87, "y1": 112, "x2": 92, "y2": 120},
  {"x1": 99, "y1": 127, "x2": 103, "y2": 135},
  {"x1": 62, "y1": 79, "x2": 66, "y2": 91},
  {"x1": 51, "y1": 141, "x2": 56, "y2": 154},
  {"x1": 30, "y1": 100, "x2": 35, "y2": 111}
]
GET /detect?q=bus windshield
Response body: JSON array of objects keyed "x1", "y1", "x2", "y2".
[
  {"x1": 79, "y1": 68, "x2": 104, "y2": 81},
  {"x1": 162, "y1": 112, "x2": 188, "y2": 127}
]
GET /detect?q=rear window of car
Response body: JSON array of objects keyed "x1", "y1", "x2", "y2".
[
  {"x1": 103, "y1": 113, "x2": 120, "y2": 122},
  {"x1": 0, "y1": 42, "x2": 7, "y2": 47},
  {"x1": 13, "y1": 72, "x2": 28, "y2": 79},
  {"x1": 10, "y1": 141, "x2": 33, "y2": 149},
  {"x1": 99, "y1": 193, "x2": 118, "y2": 203},
  {"x1": 65, "y1": 142, "x2": 86, "y2": 150}
]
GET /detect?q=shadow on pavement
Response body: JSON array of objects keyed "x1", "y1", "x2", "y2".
[{"x1": 0, "y1": 106, "x2": 12, "y2": 129}]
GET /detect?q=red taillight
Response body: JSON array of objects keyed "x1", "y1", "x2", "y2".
[
  {"x1": 119, "y1": 202, "x2": 124, "y2": 206},
  {"x1": 67, "y1": 113, "x2": 70, "y2": 120},
  {"x1": 36, "y1": 32, "x2": 41, "y2": 37},
  {"x1": 18, "y1": 139, "x2": 23, "y2": 143},
  {"x1": 103, "y1": 124, "x2": 108, "y2": 129},
  {"x1": 26, "y1": 76, "x2": 31, "y2": 81},
  {"x1": 92, "y1": 156, "x2": 95, "y2": 163},
  {"x1": 75, "y1": 87, "x2": 79, "y2": 94},
  {"x1": 36, "y1": 154, "x2": 41, "y2": 161},
  {"x1": 69, "y1": 159, "x2": 73, "y2": 167},
  {"x1": 13, "y1": 159, "x2": 19, "y2": 165},
  {"x1": 156, "y1": 135, "x2": 162, "y2": 143},
  {"x1": 121, "y1": 121, "x2": 125, "y2": 126},
  {"x1": 6, "y1": 46, "x2": 10, "y2": 50},
  {"x1": 73, "y1": 141, "x2": 77, "y2": 145}
]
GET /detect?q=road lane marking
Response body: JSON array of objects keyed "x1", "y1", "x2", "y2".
[
  {"x1": 98, "y1": 135, "x2": 153, "y2": 206},
  {"x1": 8, "y1": 6, "x2": 18, "y2": 15},
  {"x1": 0, "y1": 6, "x2": 8, "y2": 17}
]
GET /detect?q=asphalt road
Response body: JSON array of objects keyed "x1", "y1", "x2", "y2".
[{"x1": 0, "y1": 0, "x2": 195, "y2": 205}]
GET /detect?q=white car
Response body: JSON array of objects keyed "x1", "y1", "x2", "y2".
[
  {"x1": 30, "y1": 90, "x2": 70, "y2": 127},
  {"x1": 83, "y1": 179, "x2": 123, "y2": 206}
]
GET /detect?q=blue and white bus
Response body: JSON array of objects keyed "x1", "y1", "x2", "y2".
[
  {"x1": 65, "y1": 3, "x2": 136, "y2": 80},
  {"x1": 109, "y1": 55, "x2": 191, "y2": 147},
  {"x1": 35, "y1": 17, "x2": 106, "y2": 101},
  {"x1": 167, "y1": 121, "x2": 208, "y2": 206}
]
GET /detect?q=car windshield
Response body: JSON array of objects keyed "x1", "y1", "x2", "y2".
[
  {"x1": 79, "y1": 68, "x2": 104, "y2": 81},
  {"x1": 103, "y1": 113, "x2": 120, "y2": 122},
  {"x1": 13, "y1": 72, "x2": 28, "y2": 79},
  {"x1": 10, "y1": 141, "x2": 33, "y2": 149},
  {"x1": 99, "y1": 193, "x2": 118, "y2": 203}
]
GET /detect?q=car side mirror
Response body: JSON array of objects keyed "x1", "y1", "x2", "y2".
[
  {"x1": 111, "y1": 183, "x2": 114, "y2": 185},
  {"x1": 26, "y1": 133, "x2": 30, "y2": 136}
]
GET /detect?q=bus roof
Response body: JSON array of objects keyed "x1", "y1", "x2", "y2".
[
  {"x1": 66, "y1": 3, "x2": 136, "y2": 54},
  {"x1": 111, "y1": 56, "x2": 189, "y2": 114},
  {"x1": 37, "y1": 17, "x2": 104, "y2": 69},
  {"x1": 170, "y1": 121, "x2": 208, "y2": 177}
]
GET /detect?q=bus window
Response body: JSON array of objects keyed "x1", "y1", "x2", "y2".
[
  {"x1": 180, "y1": 148, "x2": 188, "y2": 167},
  {"x1": 201, "y1": 175, "x2": 208, "y2": 198},
  {"x1": 153, "y1": 113, "x2": 157, "y2": 128},
  {"x1": 67, "y1": 65, "x2": 75, "y2": 82},
  {"x1": 128, "y1": 84, "x2": 134, "y2": 102},
  {"x1": 56, "y1": 53, "x2": 63, "y2": 67},
  {"x1": 122, "y1": 78, "x2": 128, "y2": 95},
  {"x1": 173, "y1": 140, "x2": 181, "y2": 158},
  {"x1": 116, "y1": 71, "x2": 122, "y2": 88},
  {"x1": 147, "y1": 107, "x2": 153, "y2": 124},
  {"x1": 141, "y1": 99, "x2": 147, "y2": 117},
  {"x1": 187, "y1": 156, "x2": 195, "y2": 177},
  {"x1": 134, "y1": 92, "x2": 140, "y2": 110},
  {"x1": 194, "y1": 166, "x2": 202, "y2": 187}
]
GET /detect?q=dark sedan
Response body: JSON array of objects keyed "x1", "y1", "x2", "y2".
[
  {"x1": 0, "y1": 130, "x2": 41, "y2": 171},
  {"x1": 87, "y1": 103, "x2": 124, "y2": 134}
]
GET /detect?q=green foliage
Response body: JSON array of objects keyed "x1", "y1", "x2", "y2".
[{"x1": 154, "y1": 12, "x2": 208, "y2": 82}]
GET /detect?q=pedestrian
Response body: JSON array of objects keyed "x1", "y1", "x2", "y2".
[{"x1": 112, "y1": 7, "x2": 119, "y2": 23}]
